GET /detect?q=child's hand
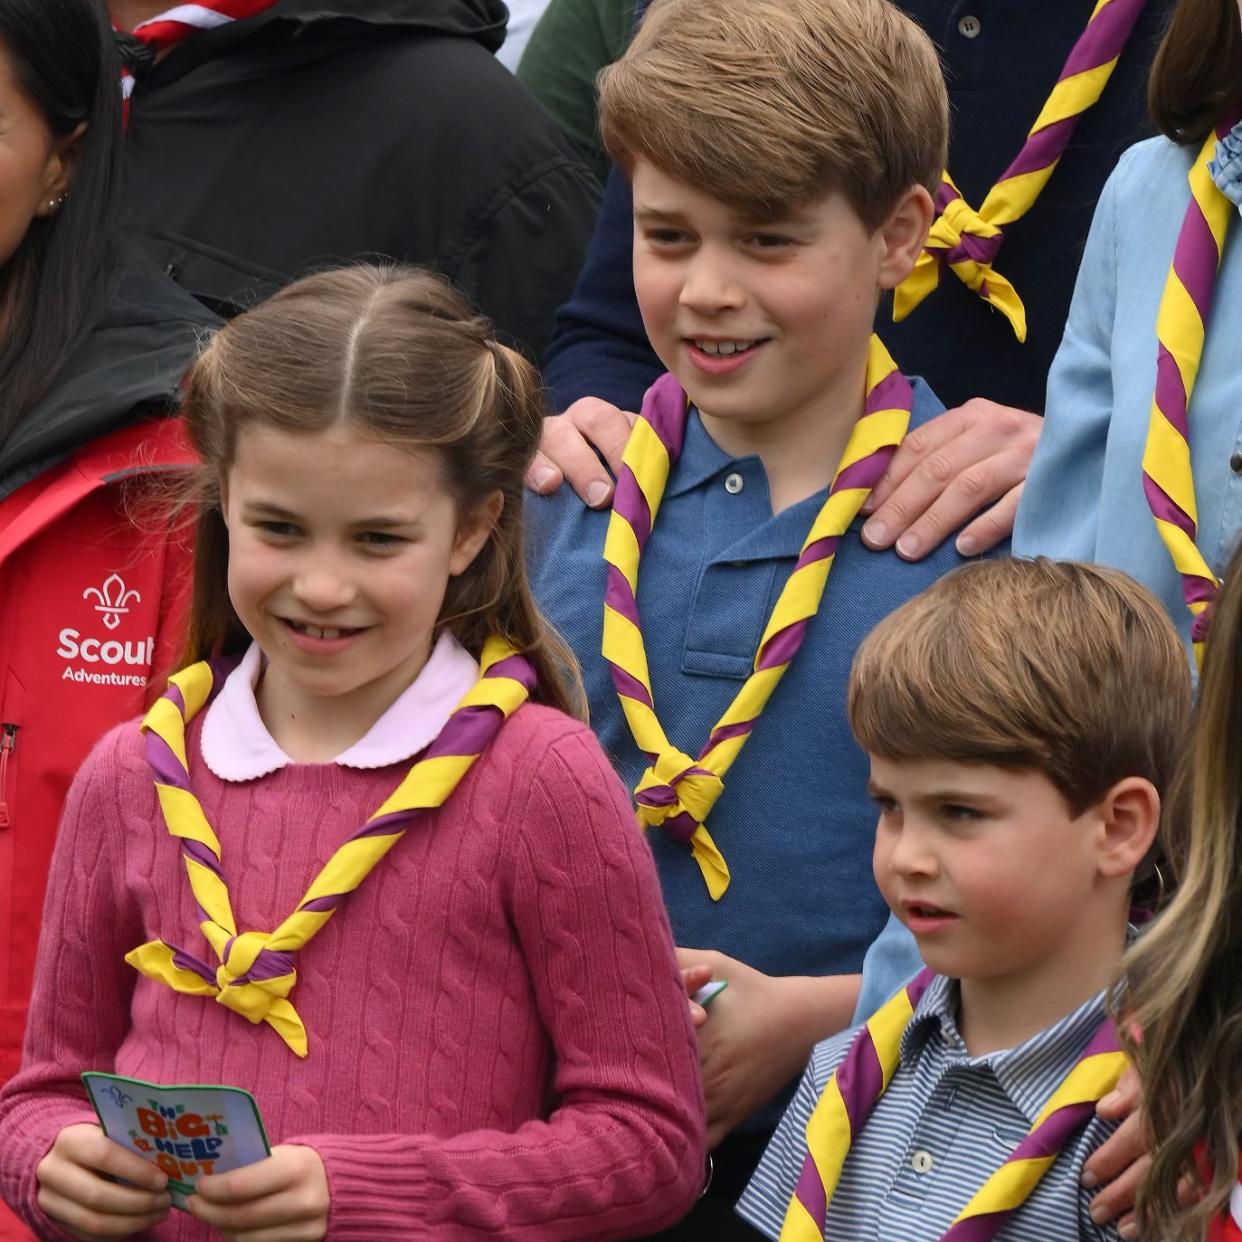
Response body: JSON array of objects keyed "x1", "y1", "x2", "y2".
[
  {"x1": 676, "y1": 949, "x2": 860, "y2": 1149},
  {"x1": 681, "y1": 963, "x2": 713, "y2": 1028},
  {"x1": 188, "y1": 1143, "x2": 329, "y2": 1241},
  {"x1": 36, "y1": 1122, "x2": 171, "y2": 1239}
]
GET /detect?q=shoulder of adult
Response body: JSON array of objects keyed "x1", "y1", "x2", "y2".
[
  {"x1": 0, "y1": 242, "x2": 217, "y2": 489},
  {"x1": 1108, "y1": 133, "x2": 1197, "y2": 202}
]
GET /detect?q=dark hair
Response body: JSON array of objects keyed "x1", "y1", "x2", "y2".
[
  {"x1": 1149, "y1": 0, "x2": 1242, "y2": 143},
  {"x1": 180, "y1": 264, "x2": 586, "y2": 720},
  {"x1": 0, "y1": 0, "x2": 123, "y2": 442}
]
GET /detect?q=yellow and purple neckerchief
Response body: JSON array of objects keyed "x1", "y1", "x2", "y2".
[
  {"x1": 602, "y1": 337, "x2": 913, "y2": 900},
  {"x1": 1141, "y1": 107, "x2": 1242, "y2": 667},
  {"x1": 895, "y1": 0, "x2": 1147, "y2": 340},
  {"x1": 781, "y1": 968, "x2": 1127, "y2": 1242},
  {"x1": 126, "y1": 637, "x2": 535, "y2": 1057}
]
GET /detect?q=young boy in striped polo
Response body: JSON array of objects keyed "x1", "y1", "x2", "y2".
[{"x1": 738, "y1": 558, "x2": 1189, "y2": 1241}]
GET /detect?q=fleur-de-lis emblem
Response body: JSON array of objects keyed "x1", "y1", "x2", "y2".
[{"x1": 83, "y1": 573, "x2": 141, "y2": 630}]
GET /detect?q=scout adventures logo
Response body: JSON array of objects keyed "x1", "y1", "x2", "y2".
[{"x1": 57, "y1": 572, "x2": 155, "y2": 687}]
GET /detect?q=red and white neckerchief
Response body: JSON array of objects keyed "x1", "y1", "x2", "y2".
[{"x1": 118, "y1": 1, "x2": 279, "y2": 101}]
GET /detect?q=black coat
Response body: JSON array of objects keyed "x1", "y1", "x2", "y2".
[
  {"x1": 0, "y1": 242, "x2": 217, "y2": 500},
  {"x1": 122, "y1": 0, "x2": 601, "y2": 358}
]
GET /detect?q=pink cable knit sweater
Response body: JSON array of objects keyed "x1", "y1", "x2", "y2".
[{"x1": 0, "y1": 704, "x2": 705, "y2": 1240}]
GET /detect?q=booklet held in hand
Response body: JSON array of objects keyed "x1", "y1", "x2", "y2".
[{"x1": 82, "y1": 1072, "x2": 270, "y2": 1209}]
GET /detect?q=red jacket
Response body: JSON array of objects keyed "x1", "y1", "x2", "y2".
[{"x1": 0, "y1": 253, "x2": 213, "y2": 1240}]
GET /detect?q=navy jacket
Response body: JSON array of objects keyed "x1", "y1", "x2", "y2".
[{"x1": 543, "y1": 0, "x2": 1172, "y2": 414}]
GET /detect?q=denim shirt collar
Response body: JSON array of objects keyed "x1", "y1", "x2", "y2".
[{"x1": 1209, "y1": 117, "x2": 1242, "y2": 211}]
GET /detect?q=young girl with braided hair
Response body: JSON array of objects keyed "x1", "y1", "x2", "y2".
[
  {"x1": 1122, "y1": 537, "x2": 1242, "y2": 1240},
  {"x1": 0, "y1": 265, "x2": 705, "y2": 1242}
]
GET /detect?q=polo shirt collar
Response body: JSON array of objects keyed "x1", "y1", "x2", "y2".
[
  {"x1": 200, "y1": 631, "x2": 480, "y2": 781},
  {"x1": 663, "y1": 407, "x2": 739, "y2": 497},
  {"x1": 899, "y1": 973, "x2": 1114, "y2": 1126}
]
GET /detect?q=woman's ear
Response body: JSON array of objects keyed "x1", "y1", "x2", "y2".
[
  {"x1": 450, "y1": 490, "x2": 504, "y2": 577},
  {"x1": 38, "y1": 121, "x2": 88, "y2": 211},
  {"x1": 876, "y1": 184, "x2": 935, "y2": 291},
  {"x1": 1093, "y1": 777, "x2": 1162, "y2": 880}
]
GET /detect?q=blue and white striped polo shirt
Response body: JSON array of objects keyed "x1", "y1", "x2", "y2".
[{"x1": 737, "y1": 974, "x2": 1120, "y2": 1241}]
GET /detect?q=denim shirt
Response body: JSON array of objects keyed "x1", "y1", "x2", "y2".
[{"x1": 1013, "y1": 121, "x2": 1242, "y2": 654}]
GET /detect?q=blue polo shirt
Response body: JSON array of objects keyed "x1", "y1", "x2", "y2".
[
  {"x1": 737, "y1": 974, "x2": 1120, "y2": 1241},
  {"x1": 525, "y1": 376, "x2": 970, "y2": 981}
]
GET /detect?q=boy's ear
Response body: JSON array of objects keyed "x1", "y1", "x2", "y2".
[
  {"x1": 450, "y1": 490, "x2": 504, "y2": 577},
  {"x1": 876, "y1": 184, "x2": 935, "y2": 291},
  {"x1": 1092, "y1": 777, "x2": 1161, "y2": 880}
]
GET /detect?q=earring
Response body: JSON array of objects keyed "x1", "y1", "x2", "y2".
[{"x1": 46, "y1": 194, "x2": 67, "y2": 215}]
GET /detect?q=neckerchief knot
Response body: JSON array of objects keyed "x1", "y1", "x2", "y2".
[
  {"x1": 897, "y1": 178, "x2": 1028, "y2": 340},
  {"x1": 634, "y1": 750, "x2": 725, "y2": 840}
]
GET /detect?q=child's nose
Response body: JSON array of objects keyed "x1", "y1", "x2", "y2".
[
  {"x1": 677, "y1": 252, "x2": 745, "y2": 315},
  {"x1": 888, "y1": 827, "x2": 938, "y2": 879},
  {"x1": 292, "y1": 566, "x2": 356, "y2": 612}
]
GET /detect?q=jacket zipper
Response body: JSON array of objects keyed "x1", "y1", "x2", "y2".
[{"x1": 0, "y1": 724, "x2": 15, "y2": 830}]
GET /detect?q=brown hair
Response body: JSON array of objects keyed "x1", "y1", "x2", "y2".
[
  {"x1": 1149, "y1": 0, "x2": 1242, "y2": 144},
  {"x1": 1123, "y1": 540, "x2": 1242, "y2": 1240},
  {"x1": 179, "y1": 264, "x2": 584, "y2": 718},
  {"x1": 597, "y1": 0, "x2": 948, "y2": 228},
  {"x1": 847, "y1": 558, "x2": 1190, "y2": 816}
]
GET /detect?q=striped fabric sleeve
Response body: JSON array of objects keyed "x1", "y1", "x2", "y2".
[{"x1": 735, "y1": 1030, "x2": 855, "y2": 1239}]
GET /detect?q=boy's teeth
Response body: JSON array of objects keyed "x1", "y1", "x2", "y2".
[{"x1": 695, "y1": 339, "x2": 756, "y2": 356}]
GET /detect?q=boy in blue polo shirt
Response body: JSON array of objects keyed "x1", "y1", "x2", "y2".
[
  {"x1": 525, "y1": 0, "x2": 969, "y2": 1227},
  {"x1": 737, "y1": 558, "x2": 1189, "y2": 1240}
]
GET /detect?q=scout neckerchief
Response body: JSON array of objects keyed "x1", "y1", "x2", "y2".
[
  {"x1": 117, "y1": 0, "x2": 280, "y2": 102},
  {"x1": 781, "y1": 968, "x2": 1127, "y2": 1242},
  {"x1": 603, "y1": 336, "x2": 912, "y2": 900},
  {"x1": 126, "y1": 637, "x2": 535, "y2": 1057},
  {"x1": 895, "y1": 0, "x2": 1147, "y2": 340},
  {"x1": 1141, "y1": 108, "x2": 1242, "y2": 667}
]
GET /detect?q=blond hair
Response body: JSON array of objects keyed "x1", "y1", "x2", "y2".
[
  {"x1": 847, "y1": 558, "x2": 1190, "y2": 815},
  {"x1": 598, "y1": 0, "x2": 948, "y2": 227},
  {"x1": 179, "y1": 265, "x2": 584, "y2": 718},
  {"x1": 1123, "y1": 540, "x2": 1242, "y2": 1240}
]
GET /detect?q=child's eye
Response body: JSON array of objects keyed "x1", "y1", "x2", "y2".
[
  {"x1": 644, "y1": 228, "x2": 692, "y2": 247},
  {"x1": 255, "y1": 520, "x2": 299, "y2": 539},
  {"x1": 941, "y1": 804, "x2": 983, "y2": 822},
  {"x1": 747, "y1": 233, "x2": 796, "y2": 250},
  {"x1": 871, "y1": 795, "x2": 900, "y2": 818},
  {"x1": 357, "y1": 531, "x2": 405, "y2": 549}
]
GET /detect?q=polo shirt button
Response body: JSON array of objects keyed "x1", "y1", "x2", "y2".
[
  {"x1": 958, "y1": 14, "x2": 982, "y2": 37},
  {"x1": 912, "y1": 1150, "x2": 935, "y2": 1175},
  {"x1": 1231, "y1": 451, "x2": 1242, "y2": 474},
  {"x1": 725, "y1": 472, "x2": 745, "y2": 495}
]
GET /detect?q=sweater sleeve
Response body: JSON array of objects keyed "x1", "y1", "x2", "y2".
[
  {"x1": 1012, "y1": 153, "x2": 1125, "y2": 561},
  {"x1": 0, "y1": 727, "x2": 145, "y2": 1240},
  {"x1": 291, "y1": 719, "x2": 706, "y2": 1241}
]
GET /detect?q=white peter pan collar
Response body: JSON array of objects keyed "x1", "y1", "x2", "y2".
[{"x1": 200, "y1": 631, "x2": 481, "y2": 781}]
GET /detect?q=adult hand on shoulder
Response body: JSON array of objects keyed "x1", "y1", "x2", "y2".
[
  {"x1": 860, "y1": 399, "x2": 1040, "y2": 560},
  {"x1": 675, "y1": 948, "x2": 860, "y2": 1150},
  {"x1": 1082, "y1": 1066, "x2": 1144, "y2": 1240},
  {"x1": 525, "y1": 397, "x2": 638, "y2": 507},
  {"x1": 188, "y1": 1144, "x2": 329, "y2": 1241},
  {"x1": 36, "y1": 1122, "x2": 171, "y2": 1239}
]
